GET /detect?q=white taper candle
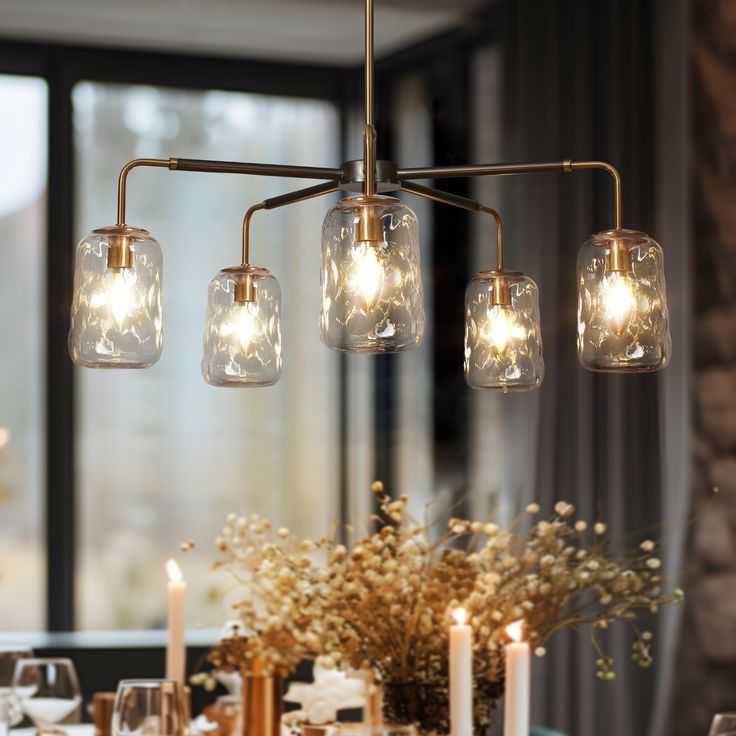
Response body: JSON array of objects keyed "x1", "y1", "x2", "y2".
[
  {"x1": 450, "y1": 607, "x2": 473, "y2": 736},
  {"x1": 503, "y1": 620, "x2": 530, "y2": 736},
  {"x1": 165, "y1": 559, "x2": 187, "y2": 682}
]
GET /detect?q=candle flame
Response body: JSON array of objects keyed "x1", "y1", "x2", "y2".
[
  {"x1": 166, "y1": 558, "x2": 183, "y2": 583},
  {"x1": 453, "y1": 607, "x2": 468, "y2": 625},
  {"x1": 506, "y1": 620, "x2": 524, "y2": 642}
]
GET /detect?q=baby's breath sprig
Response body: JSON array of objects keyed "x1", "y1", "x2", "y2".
[{"x1": 209, "y1": 512, "x2": 334, "y2": 677}]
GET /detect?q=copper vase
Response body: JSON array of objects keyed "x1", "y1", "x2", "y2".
[{"x1": 241, "y1": 671, "x2": 283, "y2": 736}]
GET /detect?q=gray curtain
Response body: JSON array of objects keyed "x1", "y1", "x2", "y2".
[{"x1": 469, "y1": 0, "x2": 690, "y2": 733}]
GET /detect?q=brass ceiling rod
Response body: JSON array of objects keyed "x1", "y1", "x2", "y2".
[{"x1": 363, "y1": 0, "x2": 377, "y2": 197}]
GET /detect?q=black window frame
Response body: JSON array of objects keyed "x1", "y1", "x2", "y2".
[{"x1": 0, "y1": 38, "x2": 356, "y2": 633}]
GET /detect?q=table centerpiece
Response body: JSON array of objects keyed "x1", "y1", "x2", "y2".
[{"x1": 193, "y1": 483, "x2": 683, "y2": 735}]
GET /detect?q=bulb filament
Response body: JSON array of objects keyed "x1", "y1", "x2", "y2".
[
  {"x1": 221, "y1": 303, "x2": 261, "y2": 350},
  {"x1": 349, "y1": 242, "x2": 384, "y2": 310},
  {"x1": 90, "y1": 269, "x2": 141, "y2": 327},
  {"x1": 482, "y1": 305, "x2": 526, "y2": 357},
  {"x1": 601, "y1": 271, "x2": 637, "y2": 336}
]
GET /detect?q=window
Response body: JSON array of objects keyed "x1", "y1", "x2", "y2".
[
  {"x1": 72, "y1": 81, "x2": 341, "y2": 630},
  {"x1": 0, "y1": 74, "x2": 47, "y2": 630}
]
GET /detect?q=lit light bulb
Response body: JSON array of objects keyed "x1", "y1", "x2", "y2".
[
  {"x1": 348, "y1": 242, "x2": 384, "y2": 310},
  {"x1": 220, "y1": 303, "x2": 261, "y2": 350},
  {"x1": 600, "y1": 271, "x2": 638, "y2": 336},
  {"x1": 481, "y1": 305, "x2": 527, "y2": 357},
  {"x1": 90, "y1": 269, "x2": 141, "y2": 327}
]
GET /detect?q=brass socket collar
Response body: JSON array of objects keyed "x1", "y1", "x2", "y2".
[
  {"x1": 606, "y1": 240, "x2": 634, "y2": 273},
  {"x1": 95, "y1": 226, "x2": 148, "y2": 270},
  {"x1": 357, "y1": 204, "x2": 383, "y2": 243},
  {"x1": 477, "y1": 269, "x2": 522, "y2": 307},
  {"x1": 223, "y1": 265, "x2": 269, "y2": 304},
  {"x1": 491, "y1": 276, "x2": 512, "y2": 307},
  {"x1": 234, "y1": 274, "x2": 256, "y2": 303},
  {"x1": 106, "y1": 238, "x2": 133, "y2": 269}
]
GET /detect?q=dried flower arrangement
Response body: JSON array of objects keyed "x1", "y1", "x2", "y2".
[
  {"x1": 194, "y1": 514, "x2": 333, "y2": 681},
  {"x1": 320, "y1": 485, "x2": 682, "y2": 686},
  {"x1": 198, "y1": 483, "x2": 683, "y2": 695}
]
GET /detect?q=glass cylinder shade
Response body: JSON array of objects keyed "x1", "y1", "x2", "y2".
[
  {"x1": 577, "y1": 229, "x2": 671, "y2": 371},
  {"x1": 320, "y1": 195, "x2": 425, "y2": 352},
  {"x1": 464, "y1": 271, "x2": 544, "y2": 391},
  {"x1": 202, "y1": 266, "x2": 282, "y2": 387},
  {"x1": 68, "y1": 226, "x2": 163, "y2": 368}
]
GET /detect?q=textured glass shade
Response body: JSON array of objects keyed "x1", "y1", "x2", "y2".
[
  {"x1": 320, "y1": 195, "x2": 425, "y2": 352},
  {"x1": 464, "y1": 271, "x2": 544, "y2": 391},
  {"x1": 202, "y1": 266, "x2": 282, "y2": 387},
  {"x1": 577, "y1": 229, "x2": 671, "y2": 372},
  {"x1": 68, "y1": 226, "x2": 163, "y2": 368}
]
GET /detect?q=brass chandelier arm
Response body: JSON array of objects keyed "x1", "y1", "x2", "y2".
[
  {"x1": 263, "y1": 180, "x2": 340, "y2": 211},
  {"x1": 399, "y1": 181, "x2": 504, "y2": 271},
  {"x1": 117, "y1": 158, "x2": 171, "y2": 225},
  {"x1": 242, "y1": 181, "x2": 341, "y2": 265},
  {"x1": 400, "y1": 180, "x2": 487, "y2": 212},
  {"x1": 567, "y1": 160, "x2": 622, "y2": 230},
  {"x1": 397, "y1": 158, "x2": 623, "y2": 230},
  {"x1": 478, "y1": 205, "x2": 504, "y2": 272},
  {"x1": 242, "y1": 203, "x2": 267, "y2": 266},
  {"x1": 116, "y1": 157, "x2": 343, "y2": 226},
  {"x1": 397, "y1": 161, "x2": 571, "y2": 179},
  {"x1": 171, "y1": 158, "x2": 343, "y2": 180}
]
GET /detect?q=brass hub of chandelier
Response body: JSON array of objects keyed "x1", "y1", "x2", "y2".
[{"x1": 339, "y1": 159, "x2": 399, "y2": 193}]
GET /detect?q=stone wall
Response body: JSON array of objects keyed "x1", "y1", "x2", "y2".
[{"x1": 672, "y1": 1, "x2": 736, "y2": 733}]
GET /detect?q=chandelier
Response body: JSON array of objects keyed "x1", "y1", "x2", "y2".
[{"x1": 68, "y1": 0, "x2": 671, "y2": 391}]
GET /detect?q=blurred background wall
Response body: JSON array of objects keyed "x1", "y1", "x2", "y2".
[{"x1": 672, "y1": 1, "x2": 736, "y2": 734}]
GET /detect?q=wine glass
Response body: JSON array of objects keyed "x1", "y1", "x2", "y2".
[
  {"x1": 112, "y1": 680, "x2": 187, "y2": 736},
  {"x1": 12, "y1": 658, "x2": 82, "y2": 730},
  {"x1": 710, "y1": 713, "x2": 736, "y2": 735},
  {"x1": 0, "y1": 647, "x2": 33, "y2": 736}
]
